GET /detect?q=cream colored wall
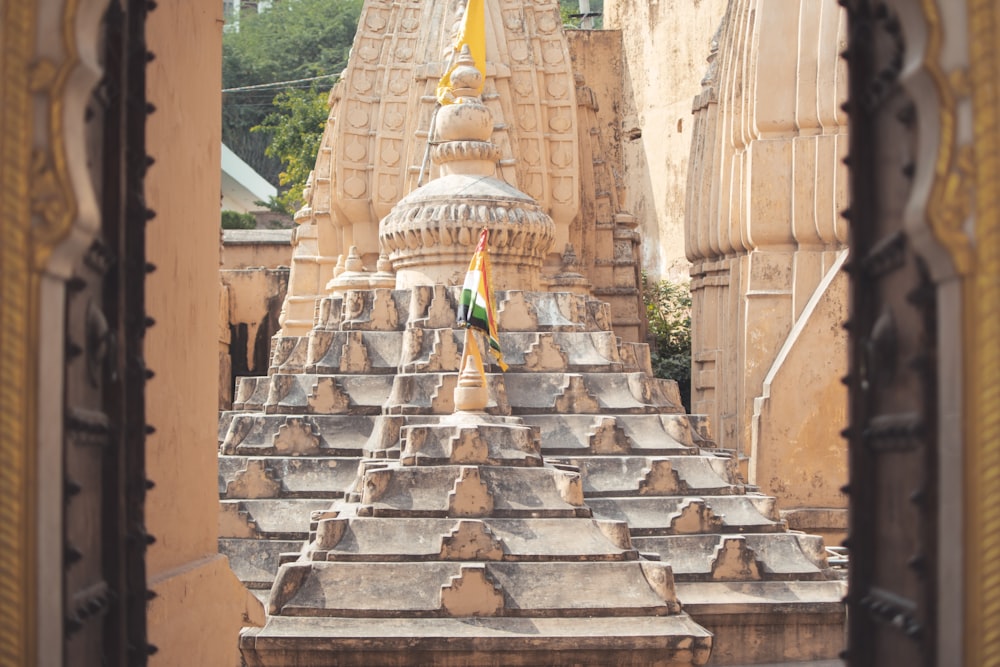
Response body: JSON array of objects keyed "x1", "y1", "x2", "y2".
[
  {"x1": 604, "y1": 0, "x2": 728, "y2": 280},
  {"x1": 682, "y1": 0, "x2": 849, "y2": 531},
  {"x1": 144, "y1": 4, "x2": 262, "y2": 665},
  {"x1": 222, "y1": 230, "x2": 293, "y2": 270}
]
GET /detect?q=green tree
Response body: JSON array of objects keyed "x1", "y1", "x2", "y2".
[
  {"x1": 222, "y1": 0, "x2": 362, "y2": 191},
  {"x1": 221, "y1": 210, "x2": 257, "y2": 229},
  {"x1": 252, "y1": 86, "x2": 329, "y2": 213},
  {"x1": 642, "y1": 274, "x2": 692, "y2": 411}
]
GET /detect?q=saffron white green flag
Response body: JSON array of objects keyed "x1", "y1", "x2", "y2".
[{"x1": 456, "y1": 228, "x2": 508, "y2": 371}]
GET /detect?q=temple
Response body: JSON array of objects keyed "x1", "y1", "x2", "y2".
[
  {"x1": 221, "y1": 1, "x2": 845, "y2": 663},
  {"x1": 7, "y1": 0, "x2": 996, "y2": 665}
]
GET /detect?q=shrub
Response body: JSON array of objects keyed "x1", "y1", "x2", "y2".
[
  {"x1": 221, "y1": 210, "x2": 257, "y2": 230},
  {"x1": 642, "y1": 273, "x2": 692, "y2": 411}
]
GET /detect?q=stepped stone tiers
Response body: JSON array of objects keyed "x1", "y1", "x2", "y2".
[
  {"x1": 221, "y1": 286, "x2": 845, "y2": 663},
  {"x1": 239, "y1": 46, "x2": 713, "y2": 667},
  {"x1": 239, "y1": 403, "x2": 714, "y2": 666},
  {"x1": 223, "y1": 1, "x2": 845, "y2": 663}
]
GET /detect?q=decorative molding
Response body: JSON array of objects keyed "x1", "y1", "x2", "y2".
[
  {"x1": 1, "y1": 0, "x2": 106, "y2": 662},
  {"x1": 963, "y1": 0, "x2": 1000, "y2": 664},
  {"x1": 919, "y1": 0, "x2": 975, "y2": 276},
  {"x1": 0, "y1": 0, "x2": 39, "y2": 662}
]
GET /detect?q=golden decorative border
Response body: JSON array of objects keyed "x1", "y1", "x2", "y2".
[
  {"x1": 921, "y1": 0, "x2": 1000, "y2": 662},
  {"x1": 887, "y1": 0, "x2": 1000, "y2": 662},
  {"x1": 963, "y1": 1, "x2": 1000, "y2": 664},
  {"x1": 919, "y1": 0, "x2": 974, "y2": 276},
  {"x1": 0, "y1": 0, "x2": 39, "y2": 662},
  {"x1": 1, "y1": 0, "x2": 89, "y2": 662}
]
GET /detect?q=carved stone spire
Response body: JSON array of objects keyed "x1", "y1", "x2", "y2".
[{"x1": 378, "y1": 47, "x2": 556, "y2": 290}]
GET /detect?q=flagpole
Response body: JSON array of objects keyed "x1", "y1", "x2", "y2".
[{"x1": 456, "y1": 327, "x2": 489, "y2": 412}]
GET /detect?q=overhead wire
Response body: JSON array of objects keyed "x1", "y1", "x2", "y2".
[{"x1": 222, "y1": 72, "x2": 339, "y2": 94}]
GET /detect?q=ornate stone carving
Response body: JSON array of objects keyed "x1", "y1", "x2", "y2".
[{"x1": 379, "y1": 49, "x2": 556, "y2": 290}]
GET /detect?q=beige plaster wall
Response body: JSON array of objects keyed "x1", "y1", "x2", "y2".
[
  {"x1": 144, "y1": 4, "x2": 262, "y2": 665},
  {"x1": 604, "y1": 0, "x2": 728, "y2": 280},
  {"x1": 683, "y1": 0, "x2": 849, "y2": 530},
  {"x1": 751, "y1": 258, "x2": 849, "y2": 540},
  {"x1": 222, "y1": 229, "x2": 293, "y2": 270}
]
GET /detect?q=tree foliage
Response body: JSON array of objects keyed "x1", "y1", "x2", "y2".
[
  {"x1": 642, "y1": 274, "x2": 692, "y2": 411},
  {"x1": 221, "y1": 210, "x2": 257, "y2": 229},
  {"x1": 222, "y1": 0, "x2": 363, "y2": 208},
  {"x1": 252, "y1": 87, "x2": 329, "y2": 213}
]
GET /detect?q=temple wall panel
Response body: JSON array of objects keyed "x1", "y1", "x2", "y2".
[
  {"x1": 606, "y1": 0, "x2": 730, "y2": 279},
  {"x1": 684, "y1": 0, "x2": 849, "y2": 530}
]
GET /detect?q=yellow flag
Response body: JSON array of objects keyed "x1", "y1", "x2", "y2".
[{"x1": 436, "y1": 0, "x2": 486, "y2": 105}]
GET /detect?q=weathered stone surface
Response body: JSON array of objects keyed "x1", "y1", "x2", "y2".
[
  {"x1": 220, "y1": 499, "x2": 332, "y2": 538},
  {"x1": 219, "y1": 538, "x2": 305, "y2": 588},
  {"x1": 550, "y1": 455, "x2": 740, "y2": 496},
  {"x1": 267, "y1": 560, "x2": 684, "y2": 618},
  {"x1": 220, "y1": 414, "x2": 375, "y2": 456},
  {"x1": 674, "y1": 581, "x2": 847, "y2": 665},
  {"x1": 354, "y1": 464, "x2": 584, "y2": 518},
  {"x1": 219, "y1": 456, "x2": 361, "y2": 499},
  {"x1": 587, "y1": 495, "x2": 783, "y2": 535},
  {"x1": 241, "y1": 615, "x2": 713, "y2": 667},
  {"x1": 401, "y1": 422, "x2": 542, "y2": 467},
  {"x1": 632, "y1": 533, "x2": 828, "y2": 581},
  {"x1": 312, "y1": 517, "x2": 637, "y2": 561}
]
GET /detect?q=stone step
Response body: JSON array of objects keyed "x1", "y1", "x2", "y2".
[
  {"x1": 547, "y1": 455, "x2": 741, "y2": 496},
  {"x1": 307, "y1": 517, "x2": 637, "y2": 562},
  {"x1": 353, "y1": 464, "x2": 587, "y2": 519},
  {"x1": 219, "y1": 499, "x2": 333, "y2": 539},
  {"x1": 297, "y1": 329, "x2": 639, "y2": 375},
  {"x1": 220, "y1": 413, "x2": 376, "y2": 456},
  {"x1": 307, "y1": 330, "x2": 404, "y2": 374},
  {"x1": 219, "y1": 457, "x2": 361, "y2": 499},
  {"x1": 674, "y1": 580, "x2": 846, "y2": 665},
  {"x1": 219, "y1": 537, "x2": 305, "y2": 588},
  {"x1": 240, "y1": 614, "x2": 713, "y2": 667},
  {"x1": 236, "y1": 372, "x2": 684, "y2": 417},
  {"x1": 302, "y1": 288, "x2": 620, "y2": 333},
  {"x1": 505, "y1": 372, "x2": 683, "y2": 414},
  {"x1": 268, "y1": 560, "x2": 683, "y2": 618},
  {"x1": 400, "y1": 420, "x2": 542, "y2": 467},
  {"x1": 631, "y1": 533, "x2": 828, "y2": 581},
  {"x1": 219, "y1": 412, "x2": 711, "y2": 459},
  {"x1": 524, "y1": 413, "x2": 708, "y2": 455},
  {"x1": 587, "y1": 495, "x2": 784, "y2": 536}
]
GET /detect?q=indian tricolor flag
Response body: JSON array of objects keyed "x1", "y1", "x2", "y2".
[{"x1": 457, "y1": 228, "x2": 508, "y2": 371}]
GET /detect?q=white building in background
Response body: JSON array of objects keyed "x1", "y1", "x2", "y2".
[
  {"x1": 223, "y1": 0, "x2": 274, "y2": 33},
  {"x1": 221, "y1": 143, "x2": 277, "y2": 213}
]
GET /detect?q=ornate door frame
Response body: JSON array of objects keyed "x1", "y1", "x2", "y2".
[
  {"x1": 0, "y1": 0, "x2": 153, "y2": 663},
  {"x1": 843, "y1": 0, "x2": 1000, "y2": 664}
]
